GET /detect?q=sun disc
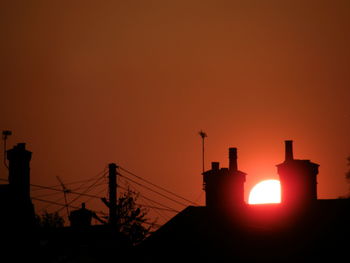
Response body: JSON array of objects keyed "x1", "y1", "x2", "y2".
[{"x1": 248, "y1": 180, "x2": 281, "y2": 204}]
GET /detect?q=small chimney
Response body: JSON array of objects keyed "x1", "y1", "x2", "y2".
[
  {"x1": 229, "y1": 147, "x2": 238, "y2": 172},
  {"x1": 285, "y1": 140, "x2": 294, "y2": 161},
  {"x1": 211, "y1": 162, "x2": 219, "y2": 171}
]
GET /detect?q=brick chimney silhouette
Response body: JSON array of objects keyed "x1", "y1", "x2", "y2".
[
  {"x1": 203, "y1": 147, "x2": 246, "y2": 210},
  {"x1": 7, "y1": 143, "x2": 32, "y2": 200},
  {"x1": 5, "y1": 143, "x2": 35, "y2": 228},
  {"x1": 277, "y1": 141, "x2": 319, "y2": 207}
]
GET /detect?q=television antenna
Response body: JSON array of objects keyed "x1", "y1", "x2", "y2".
[
  {"x1": 2, "y1": 130, "x2": 12, "y2": 169},
  {"x1": 56, "y1": 176, "x2": 71, "y2": 217},
  {"x1": 198, "y1": 130, "x2": 207, "y2": 174}
]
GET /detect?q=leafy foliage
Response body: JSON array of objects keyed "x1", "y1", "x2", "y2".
[
  {"x1": 36, "y1": 211, "x2": 65, "y2": 229},
  {"x1": 346, "y1": 156, "x2": 350, "y2": 182},
  {"x1": 341, "y1": 156, "x2": 350, "y2": 198},
  {"x1": 115, "y1": 189, "x2": 155, "y2": 245}
]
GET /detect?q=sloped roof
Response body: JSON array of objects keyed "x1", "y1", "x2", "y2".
[{"x1": 138, "y1": 199, "x2": 350, "y2": 262}]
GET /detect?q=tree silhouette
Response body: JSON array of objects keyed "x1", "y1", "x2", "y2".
[
  {"x1": 115, "y1": 189, "x2": 155, "y2": 245},
  {"x1": 346, "y1": 157, "x2": 350, "y2": 181},
  {"x1": 36, "y1": 211, "x2": 65, "y2": 229},
  {"x1": 342, "y1": 156, "x2": 350, "y2": 198},
  {"x1": 101, "y1": 188, "x2": 155, "y2": 245}
]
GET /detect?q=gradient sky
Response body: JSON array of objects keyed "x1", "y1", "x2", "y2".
[{"x1": 1, "y1": 0, "x2": 350, "y2": 223}]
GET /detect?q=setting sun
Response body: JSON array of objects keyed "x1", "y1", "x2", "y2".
[{"x1": 248, "y1": 180, "x2": 281, "y2": 204}]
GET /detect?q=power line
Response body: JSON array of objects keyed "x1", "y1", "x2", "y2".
[
  {"x1": 33, "y1": 197, "x2": 81, "y2": 210},
  {"x1": 32, "y1": 191, "x2": 64, "y2": 199},
  {"x1": 135, "y1": 191, "x2": 172, "y2": 223},
  {"x1": 2, "y1": 166, "x2": 182, "y2": 216},
  {"x1": 117, "y1": 180, "x2": 179, "y2": 213},
  {"x1": 37, "y1": 182, "x2": 106, "y2": 211},
  {"x1": 119, "y1": 166, "x2": 199, "y2": 206},
  {"x1": 34, "y1": 198, "x2": 162, "y2": 228},
  {"x1": 30, "y1": 182, "x2": 107, "y2": 200},
  {"x1": 56, "y1": 174, "x2": 107, "y2": 213},
  {"x1": 79, "y1": 185, "x2": 107, "y2": 205},
  {"x1": 117, "y1": 178, "x2": 176, "y2": 226},
  {"x1": 3, "y1": 172, "x2": 182, "y2": 214},
  {"x1": 118, "y1": 173, "x2": 188, "y2": 207},
  {"x1": 41, "y1": 194, "x2": 67, "y2": 211},
  {"x1": 4, "y1": 174, "x2": 178, "y2": 213},
  {"x1": 31, "y1": 168, "x2": 108, "y2": 191}
]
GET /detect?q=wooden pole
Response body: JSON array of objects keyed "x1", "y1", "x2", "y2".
[{"x1": 108, "y1": 163, "x2": 117, "y2": 225}]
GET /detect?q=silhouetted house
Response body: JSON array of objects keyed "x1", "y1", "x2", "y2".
[{"x1": 139, "y1": 141, "x2": 350, "y2": 262}]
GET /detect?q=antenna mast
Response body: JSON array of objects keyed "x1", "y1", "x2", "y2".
[
  {"x1": 2, "y1": 130, "x2": 12, "y2": 169},
  {"x1": 56, "y1": 176, "x2": 71, "y2": 217},
  {"x1": 198, "y1": 130, "x2": 207, "y2": 174}
]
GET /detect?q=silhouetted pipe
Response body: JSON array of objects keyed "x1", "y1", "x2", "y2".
[
  {"x1": 229, "y1": 147, "x2": 238, "y2": 172},
  {"x1": 285, "y1": 140, "x2": 294, "y2": 161}
]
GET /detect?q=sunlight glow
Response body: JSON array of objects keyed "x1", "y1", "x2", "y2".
[{"x1": 248, "y1": 180, "x2": 281, "y2": 204}]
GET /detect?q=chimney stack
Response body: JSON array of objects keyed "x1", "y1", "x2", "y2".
[
  {"x1": 7, "y1": 143, "x2": 32, "y2": 199},
  {"x1": 285, "y1": 140, "x2": 294, "y2": 161},
  {"x1": 229, "y1": 147, "x2": 238, "y2": 172}
]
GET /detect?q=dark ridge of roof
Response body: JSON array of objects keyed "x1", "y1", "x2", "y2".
[{"x1": 138, "y1": 200, "x2": 350, "y2": 262}]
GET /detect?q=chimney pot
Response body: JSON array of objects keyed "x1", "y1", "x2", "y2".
[
  {"x1": 229, "y1": 147, "x2": 238, "y2": 172},
  {"x1": 211, "y1": 162, "x2": 220, "y2": 171},
  {"x1": 17, "y1": 143, "x2": 26, "y2": 150},
  {"x1": 285, "y1": 140, "x2": 294, "y2": 161}
]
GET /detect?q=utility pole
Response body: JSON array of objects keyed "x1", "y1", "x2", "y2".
[
  {"x1": 198, "y1": 130, "x2": 207, "y2": 174},
  {"x1": 108, "y1": 163, "x2": 118, "y2": 226}
]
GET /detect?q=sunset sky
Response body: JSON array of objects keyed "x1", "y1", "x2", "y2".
[{"x1": 1, "y1": 1, "x2": 350, "y2": 223}]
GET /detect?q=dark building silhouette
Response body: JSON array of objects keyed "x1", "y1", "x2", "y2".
[
  {"x1": 69, "y1": 203, "x2": 94, "y2": 227},
  {"x1": 2, "y1": 140, "x2": 349, "y2": 262},
  {"x1": 277, "y1": 140, "x2": 319, "y2": 209},
  {"x1": 203, "y1": 147, "x2": 246, "y2": 211},
  {"x1": 139, "y1": 140, "x2": 350, "y2": 262},
  {"x1": 0, "y1": 143, "x2": 36, "y2": 261},
  {"x1": 0, "y1": 143, "x2": 35, "y2": 230}
]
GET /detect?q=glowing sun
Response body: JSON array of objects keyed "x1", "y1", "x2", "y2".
[{"x1": 248, "y1": 180, "x2": 281, "y2": 204}]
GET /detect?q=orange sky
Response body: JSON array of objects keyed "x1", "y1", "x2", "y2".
[{"x1": 1, "y1": 1, "x2": 350, "y2": 223}]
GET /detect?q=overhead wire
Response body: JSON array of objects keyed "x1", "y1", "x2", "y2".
[
  {"x1": 118, "y1": 173, "x2": 188, "y2": 207},
  {"x1": 119, "y1": 166, "x2": 199, "y2": 206},
  {"x1": 3, "y1": 169, "x2": 184, "y2": 215},
  {"x1": 31, "y1": 168, "x2": 108, "y2": 192},
  {"x1": 79, "y1": 185, "x2": 107, "y2": 205},
  {"x1": 32, "y1": 191, "x2": 66, "y2": 199},
  {"x1": 56, "y1": 172, "x2": 107, "y2": 213},
  {"x1": 117, "y1": 178, "x2": 180, "y2": 213},
  {"x1": 2, "y1": 164, "x2": 188, "y2": 227},
  {"x1": 117, "y1": 177, "x2": 174, "y2": 223},
  {"x1": 33, "y1": 198, "x2": 81, "y2": 211}
]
